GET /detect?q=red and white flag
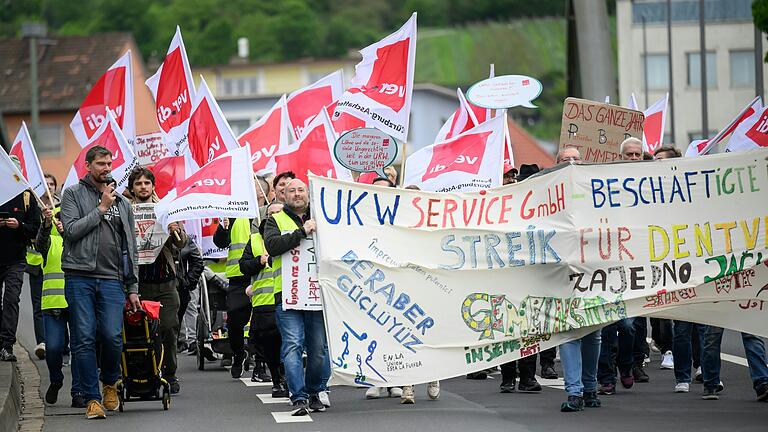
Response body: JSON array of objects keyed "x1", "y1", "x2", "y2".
[
  {"x1": 287, "y1": 70, "x2": 345, "y2": 140},
  {"x1": 183, "y1": 218, "x2": 227, "y2": 259},
  {"x1": 271, "y1": 109, "x2": 352, "y2": 184},
  {"x1": 726, "y1": 101, "x2": 768, "y2": 152},
  {"x1": 333, "y1": 13, "x2": 417, "y2": 141},
  {"x1": 325, "y1": 101, "x2": 366, "y2": 137},
  {"x1": 70, "y1": 50, "x2": 135, "y2": 147},
  {"x1": 149, "y1": 154, "x2": 199, "y2": 199},
  {"x1": 238, "y1": 95, "x2": 290, "y2": 175},
  {"x1": 146, "y1": 26, "x2": 196, "y2": 156},
  {"x1": 685, "y1": 96, "x2": 761, "y2": 157},
  {"x1": 0, "y1": 145, "x2": 32, "y2": 207},
  {"x1": 10, "y1": 122, "x2": 47, "y2": 198},
  {"x1": 642, "y1": 94, "x2": 669, "y2": 154},
  {"x1": 155, "y1": 145, "x2": 258, "y2": 229},
  {"x1": 63, "y1": 111, "x2": 138, "y2": 193},
  {"x1": 435, "y1": 88, "x2": 476, "y2": 142},
  {"x1": 187, "y1": 77, "x2": 240, "y2": 167},
  {"x1": 627, "y1": 93, "x2": 639, "y2": 111},
  {"x1": 405, "y1": 115, "x2": 505, "y2": 192}
]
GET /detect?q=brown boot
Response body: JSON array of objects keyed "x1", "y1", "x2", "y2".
[
  {"x1": 85, "y1": 400, "x2": 106, "y2": 419},
  {"x1": 102, "y1": 383, "x2": 119, "y2": 411}
]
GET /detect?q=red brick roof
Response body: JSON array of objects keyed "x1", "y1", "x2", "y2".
[
  {"x1": 507, "y1": 117, "x2": 555, "y2": 169},
  {"x1": 0, "y1": 33, "x2": 134, "y2": 114}
]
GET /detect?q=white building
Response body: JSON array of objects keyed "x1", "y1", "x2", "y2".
[{"x1": 617, "y1": 0, "x2": 767, "y2": 150}]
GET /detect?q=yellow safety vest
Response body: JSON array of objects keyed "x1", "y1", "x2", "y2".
[
  {"x1": 207, "y1": 260, "x2": 226, "y2": 275},
  {"x1": 248, "y1": 233, "x2": 279, "y2": 308},
  {"x1": 225, "y1": 218, "x2": 250, "y2": 278},
  {"x1": 41, "y1": 235, "x2": 67, "y2": 310},
  {"x1": 270, "y1": 211, "x2": 301, "y2": 295},
  {"x1": 26, "y1": 247, "x2": 43, "y2": 267}
]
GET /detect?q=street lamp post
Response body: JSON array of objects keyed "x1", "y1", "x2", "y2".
[{"x1": 21, "y1": 22, "x2": 47, "y2": 144}]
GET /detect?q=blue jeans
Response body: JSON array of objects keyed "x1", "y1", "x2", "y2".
[
  {"x1": 275, "y1": 305, "x2": 330, "y2": 402},
  {"x1": 702, "y1": 326, "x2": 768, "y2": 393},
  {"x1": 65, "y1": 276, "x2": 125, "y2": 402},
  {"x1": 673, "y1": 320, "x2": 705, "y2": 384},
  {"x1": 561, "y1": 330, "x2": 601, "y2": 396},
  {"x1": 598, "y1": 318, "x2": 635, "y2": 384},
  {"x1": 43, "y1": 311, "x2": 81, "y2": 395}
]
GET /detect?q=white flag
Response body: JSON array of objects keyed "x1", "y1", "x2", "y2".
[
  {"x1": 10, "y1": 122, "x2": 47, "y2": 198},
  {"x1": 186, "y1": 77, "x2": 240, "y2": 167},
  {"x1": 154, "y1": 145, "x2": 258, "y2": 229},
  {"x1": 404, "y1": 115, "x2": 505, "y2": 192},
  {"x1": 0, "y1": 146, "x2": 32, "y2": 207},
  {"x1": 287, "y1": 70, "x2": 345, "y2": 140},
  {"x1": 685, "y1": 96, "x2": 761, "y2": 157},
  {"x1": 333, "y1": 13, "x2": 417, "y2": 141}
]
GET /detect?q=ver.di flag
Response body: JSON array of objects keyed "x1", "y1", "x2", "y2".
[
  {"x1": 0, "y1": 145, "x2": 32, "y2": 207},
  {"x1": 146, "y1": 26, "x2": 197, "y2": 156},
  {"x1": 685, "y1": 96, "x2": 761, "y2": 157},
  {"x1": 405, "y1": 114, "x2": 505, "y2": 192},
  {"x1": 187, "y1": 77, "x2": 240, "y2": 167},
  {"x1": 287, "y1": 70, "x2": 345, "y2": 140},
  {"x1": 642, "y1": 94, "x2": 669, "y2": 155},
  {"x1": 271, "y1": 108, "x2": 352, "y2": 184},
  {"x1": 63, "y1": 111, "x2": 138, "y2": 193},
  {"x1": 70, "y1": 50, "x2": 135, "y2": 146},
  {"x1": 434, "y1": 88, "x2": 476, "y2": 142},
  {"x1": 726, "y1": 101, "x2": 768, "y2": 152},
  {"x1": 10, "y1": 122, "x2": 47, "y2": 198},
  {"x1": 149, "y1": 154, "x2": 199, "y2": 199},
  {"x1": 333, "y1": 13, "x2": 417, "y2": 142},
  {"x1": 238, "y1": 95, "x2": 290, "y2": 175},
  {"x1": 154, "y1": 145, "x2": 258, "y2": 229}
]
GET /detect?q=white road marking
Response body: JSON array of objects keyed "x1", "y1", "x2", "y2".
[
  {"x1": 721, "y1": 353, "x2": 749, "y2": 367},
  {"x1": 537, "y1": 376, "x2": 565, "y2": 390},
  {"x1": 271, "y1": 411, "x2": 313, "y2": 423},
  {"x1": 239, "y1": 378, "x2": 272, "y2": 387},
  {"x1": 257, "y1": 394, "x2": 292, "y2": 404}
]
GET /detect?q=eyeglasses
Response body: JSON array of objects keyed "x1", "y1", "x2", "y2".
[{"x1": 557, "y1": 157, "x2": 582, "y2": 163}]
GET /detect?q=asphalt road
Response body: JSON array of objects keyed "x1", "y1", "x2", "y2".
[{"x1": 16, "y1": 275, "x2": 768, "y2": 432}]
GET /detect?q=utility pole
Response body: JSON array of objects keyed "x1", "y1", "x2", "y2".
[
  {"x1": 667, "y1": 0, "x2": 676, "y2": 144},
  {"x1": 698, "y1": 0, "x2": 708, "y2": 139},
  {"x1": 755, "y1": 18, "x2": 764, "y2": 101},
  {"x1": 642, "y1": 15, "x2": 649, "y2": 108},
  {"x1": 570, "y1": 0, "x2": 616, "y2": 102},
  {"x1": 22, "y1": 23, "x2": 47, "y2": 143}
]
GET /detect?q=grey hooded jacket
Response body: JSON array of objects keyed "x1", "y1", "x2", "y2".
[{"x1": 60, "y1": 177, "x2": 139, "y2": 294}]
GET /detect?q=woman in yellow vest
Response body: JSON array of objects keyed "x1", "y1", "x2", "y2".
[
  {"x1": 36, "y1": 206, "x2": 84, "y2": 407},
  {"x1": 240, "y1": 202, "x2": 288, "y2": 399}
]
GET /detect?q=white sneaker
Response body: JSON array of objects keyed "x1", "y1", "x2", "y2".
[
  {"x1": 427, "y1": 381, "x2": 440, "y2": 400},
  {"x1": 660, "y1": 351, "x2": 674, "y2": 369},
  {"x1": 694, "y1": 366, "x2": 703, "y2": 382},
  {"x1": 365, "y1": 387, "x2": 385, "y2": 399},
  {"x1": 674, "y1": 382, "x2": 690, "y2": 393},
  {"x1": 388, "y1": 387, "x2": 403, "y2": 398},
  {"x1": 35, "y1": 342, "x2": 46, "y2": 360},
  {"x1": 401, "y1": 385, "x2": 415, "y2": 404},
  {"x1": 318, "y1": 390, "x2": 331, "y2": 407},
  {"x1": 649, "y1": 339, "x2": 661, "y2": 353},
  {"x1": 643, "y1": 354, "x2": 651, "y2": 364}
]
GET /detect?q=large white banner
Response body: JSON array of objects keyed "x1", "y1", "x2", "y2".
[{"x1": 310, "y1": 149, "x2": 768, "y2": 387}]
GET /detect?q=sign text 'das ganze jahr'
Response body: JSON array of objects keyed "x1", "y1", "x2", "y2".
[{"x1": 308, "y1": 148, "x2": 768, "y2": 387}]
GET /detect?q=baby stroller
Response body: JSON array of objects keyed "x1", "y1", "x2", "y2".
[
  {"x1": 117, "y1": 300, "x2": 171, "y2": 411},
  {"x1": 196, "y1": 268, "x2": 234, "y2": 370}
]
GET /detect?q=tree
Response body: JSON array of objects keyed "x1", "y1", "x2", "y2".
[{"x1": 754, "y1": 0, "x2": 768, "y2": 61}]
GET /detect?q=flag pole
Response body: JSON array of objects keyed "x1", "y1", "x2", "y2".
[{"x1": 399, "y1": 140, "x2": 407, "y2": 187}]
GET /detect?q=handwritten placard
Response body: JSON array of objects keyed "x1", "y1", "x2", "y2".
[
  {"x1": 334, "y1": 128, "x2": 399, "y2": 177},
  {"x1": 559, "y1": 97, "x2": 645, "y2": 163},
  {"x1": 134, "y1": 132, "x2": 168, "y2": 167},
  {"x1": 466, "y1": 75, "x2": 542, "y2": 109}
]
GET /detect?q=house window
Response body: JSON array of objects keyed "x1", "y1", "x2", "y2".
[
  {"x1": 643, "y1": 54, "x2": 669, "y2": 90},
  {"x1": 730, "y1": 50, "x2": 755, "y2": 88},
  {"x1": 36, "y1": 124, "x2": 63, "y2": 156},
  {"x1": 307, "y1": 70, "x2": 334, "y2": 85},
  {"x1": 687, "y1": 130, "x2": 718, "y2": 142},
  {"x1": 229, "y1": 119, "x2": 251, "y2": 136},
  {"x1": 221, "y1": 76, "x2": 259, "y2": 97},
  {"x1": 687, "y1": 52, "x2": 717, "y2": 88}
]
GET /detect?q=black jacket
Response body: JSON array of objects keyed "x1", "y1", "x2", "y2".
[
  {"x1": 0, "y1": 190, "x2": 41, "y2": 265},
  {"x1": 239, "y1": 219, "x2": 271, "y2": 278},
  {"x1": 213, "y1": 217, "x2": 254, "y2": 288},
  {"x1": 263, "y1": 207, "x2": 309, "y2": 257},
  {"x1": 176, "y1": 237, "x2": 204, "y2": 292}
]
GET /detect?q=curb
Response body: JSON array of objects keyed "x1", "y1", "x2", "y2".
[
  {"x1": 0, "y1": 347, "x2": 22, "y2": 432},
  {"x1": 17, "y1": 344, "x2": 45, "y2": 432}
]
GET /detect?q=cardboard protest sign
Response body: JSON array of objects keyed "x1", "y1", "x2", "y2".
[
  {"x1": 559, "y1": 97, "x2": 644, "y2": 163},
  {"x1": 133, "y1": 203, "x2": 169, "y2": 264},
  {"x1": 134, "y1": 132, "x2": 168, "y2": 167},
  {"x1": 281, "y1": 235, "x2": 322, "y2": 311},
  {"x1": 310, "y1": 148, "x2": 768, "y2": 387},
  {"x1": 333, "y1": 128, "x2": 398, "y2": 177}
]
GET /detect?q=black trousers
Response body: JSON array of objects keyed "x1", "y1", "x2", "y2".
[
  {"x1": 501, "y1": 355, "x2": 537, "y2": 382},
  {"x1": 650, "y1": 318, "x2": 673, "y2": 353},
  {"x1": 249, "y1": 308, "x2": 283, "y2": 386},
  {"x1": 0, "y1": 263, "x2": 25, "y2": 349},
  {"x1": 28, "y1": 269, "x2": 44, "y2": 345},
  {"x1": 227, "y1": 304, "x2": 251, "y2": 355},
  {"x1": 539, "y1": 347, "x2": 556, "y2": 368}
]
